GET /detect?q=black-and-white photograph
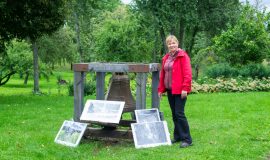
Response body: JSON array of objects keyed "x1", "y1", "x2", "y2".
[
  {"x1": 54, "y1": 120, "x2": 87, "y2": 147},
  {"x1": 131, "y1": 121, "x2": 171, "y2": 149},
  {"x1": 80, "y1": 100, "x2": 125, "y2": 124},
  {"x1": 135, "y1": 108, "x2": 161, "y2": 123}
]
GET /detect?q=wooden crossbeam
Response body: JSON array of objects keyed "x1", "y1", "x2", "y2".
[
  {"x1": 84, "y1": 127, "x2": 133, "y2": 140},
  {"x1": 73, "y1": 62, "x2": 160, "y2": 72}
]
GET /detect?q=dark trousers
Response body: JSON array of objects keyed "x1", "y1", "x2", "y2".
[{"x1": 167, "y1": 90, "x2": 192, "y2": 144}]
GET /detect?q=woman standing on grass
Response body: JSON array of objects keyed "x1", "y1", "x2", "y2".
[{"x1": 158, "y1": 35, "x2": 192, "y2": 148}]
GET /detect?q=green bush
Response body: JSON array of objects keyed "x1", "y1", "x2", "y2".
[
  {"x1": 239, "y1": 63, "x2": 270, "y2": 79},
  {"x1": 205, "y1": 63, "x2": 238, "y2": 78},
  {"x1": 68, "y1": 80, "x2": 96, "y2": 96}
]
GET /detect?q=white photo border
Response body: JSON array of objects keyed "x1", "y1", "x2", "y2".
[
  {"x1": 134, "y1": 108, "x2": 161, "y2": 123},
  {"x1": 131, "y1": 121, "x2": 171, "y2": 149},
  {"x1": 80, "y1": 100, "x2": 125, "y2": 124},
  {"x1": 54, "y1": 120, "x2": 87, "y2": 147}
]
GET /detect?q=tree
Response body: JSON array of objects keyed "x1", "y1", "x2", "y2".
[
  {"x1": 134, "y1": 0, "x2": 240, "y2": 57},
  {"x1": 212, "y1": 5, "x2": 270, "y2": 66},
  {"x1": 38, "y1": 26, "x2": 77, "y2": 69},
  {"x1": 93, "y1": 5, "x2": 153, "y2": 62},
  {"x1": 0, "y1": 39, "x2": 33, "y2": 86},
  {"x1": 67, "y1": 0, "x2": 120, "y2": 62},
  {"x1": 0, "y1": 0, "x2": 67, "y2": 93}
]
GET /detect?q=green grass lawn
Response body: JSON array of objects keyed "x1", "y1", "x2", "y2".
[{"x1": 0, "y1": 72, "x2": 270, "y2": 160}]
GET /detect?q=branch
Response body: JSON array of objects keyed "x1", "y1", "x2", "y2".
[{"x1": 0, "y1": 71, "x2": 16, "y2": 86}]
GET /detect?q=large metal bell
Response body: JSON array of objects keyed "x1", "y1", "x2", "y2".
[{"x1": 105, "y1": 73, "x2": 136, "y2": 113}]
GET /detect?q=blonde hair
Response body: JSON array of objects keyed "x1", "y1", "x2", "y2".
[{"x1": 166, "y1": 35, "x2": 179, "y2": 45}]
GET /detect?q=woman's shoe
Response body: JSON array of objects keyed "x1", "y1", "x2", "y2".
[{"x1": 180, "y1": 142, "x2": 192, "y2": 148}]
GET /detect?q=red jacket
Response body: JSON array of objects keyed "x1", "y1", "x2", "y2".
[{"x1": 158, "y1": 50, "x2": 192, "y2": 94}]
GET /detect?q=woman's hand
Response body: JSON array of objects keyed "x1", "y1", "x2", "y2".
[
  {"x1": 181, "y1": 90, "x2": 187, "y2": 99},
  {"x1": 158, "y1": 92, "x2": 163, "y2": 100}
]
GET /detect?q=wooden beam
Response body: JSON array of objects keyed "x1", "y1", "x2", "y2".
[
  {"x1": 84, "y1": 127, "x2": 133, "y2": 140},
  {"x1": 119, "y1": 119, "x2": 136, "y2": 127},
  {"x1": 73, "y1": 63, "x2": 89, "y2": 72},
  {"x1": 73, "y1": 62, "x2": 161, "y2": 72},
  {"x1": 128, "y1": 64, "x2": 150, "y2": 72},
  {"x1": 80, "y1": 119, "x2": 136, "y2": 128}
]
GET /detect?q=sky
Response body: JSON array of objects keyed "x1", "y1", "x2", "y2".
[
  {"x1": 121, "y1": 0, "x2": 132, "y2": 4},
  {"x1": 240, "y1": 0, "x2": 270, "y2": 12}
]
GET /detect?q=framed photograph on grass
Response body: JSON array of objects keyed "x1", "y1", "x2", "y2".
[
  {"x1": 131, "y1": 121, "x2": 171, "y2": 149},
  {"x1": 80, "y1": 100, "x2": 125, "y2": 124},
  {"x1": 135, "y1": 108, "x2": 160, "y2": 123},
  {"x1": 54, "y1": 120, "x2": 87, "y2": 147}
]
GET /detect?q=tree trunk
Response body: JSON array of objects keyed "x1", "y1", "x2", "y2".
[
  {"x1": 152, "y1": 30, "x2": 158, "y2": 62},
  {"x1": 19, "y1": 72, "x2": 23, "y2": 79},
  {"x1": 194, "y1": 64, "x2": 199, "y2": 80},
  {"x1": 159, "y1": 25, "x2": 167, "y2": 56},
  {"x1": 179, "y1": 17, "x2": 185, "y2": 49},
  {"x1": 74, "y1": 12, "x2": 83, "y2": 62},
  {"x1": 32, "y1": 40, "x2": 39, "y2": 93},
  {"x1": 24, "y1": 71, "x2": 29, "y2": 85},
  {"x1": 187, "y1": 26, "x2": 199, "y2": 57}
]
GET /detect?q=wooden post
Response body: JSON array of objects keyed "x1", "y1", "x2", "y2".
[
  {"x1": 96, "y1": 72, "x2": 105, "y2": 100},
  {"x1": 152, "y1": 71, "x2": 160, "y2": 109},
  {"x1": 74, "y1": 71, "x2": 85, "y2": 122},
  {"x1": 136, "y1": 73, "x2": 147, "y2": 110},
  {"x1": 151, "y1": 71, "x2": 163, "y2": 120}
]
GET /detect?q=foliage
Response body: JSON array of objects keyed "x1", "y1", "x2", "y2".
[
  {"x1": 134, "y1": 0, "x2": 240, "y2": 57},
  {"x1": 68, "y1": 80, "x2": 96, "y2": 96},
  {"x1": 212, "y1": 5, "x2": 270, "y2": 66},
  {"x1": 205, "y1": 63, "x2": 239, "y2": 78},
  {"x1": 6, "y1": 40, "x2": 33, "y2": 74},
  {"x1": 191, "y1": 32, "x2": 212, "y2": 61},
  {"x1": 38, "y1": 26, "x2": 77, "y2": 68},
  {"x1": 0, "y1": 0, "x2": 67, "y2": 42},
  {"x1": 239, "y1": 63, "x2": 270, "y2": 79},
  {"x1": 66, "y1": 0, "x2": 120, "y2": 62},
  {"x1": 0, "y1": 40, "x2": 57, "y2": 85},
  {"x1": 0, "y1": 40, "x2": 32, "y2": 85},
  {"x1": 191, "y1": 45, "x2": 217, "y2": 79},
  {"x1": 205, "y1": 63, "x2": 270, "y2": 79},
  {"x1": 93, "y1": 5, "x2": 153, "y2": 62},
  {"x1": 0, "y1": 0, "x2": 68, "y2": 93}
]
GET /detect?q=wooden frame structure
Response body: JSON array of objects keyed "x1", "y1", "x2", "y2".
[{"x1": 73, "y1": 62, "x2": 161, "y2": 140}]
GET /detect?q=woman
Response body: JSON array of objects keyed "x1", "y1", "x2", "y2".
[{"x1": 158, "y1": 35, "x2": 192, "y2": 148}]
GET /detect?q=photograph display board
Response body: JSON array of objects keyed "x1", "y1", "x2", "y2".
[
  {"x1": 131, "y1": 121, "x2": 171, "y2": 149},
  {"x1": 54, "y1": 120, "x2": 87, "y2": 147},
  {"x1": 135, "y1": 108, "x2": 160, "y2": 123},
  {"x1": 80, "y1": 100, "x2": 125, "y2": 124}
]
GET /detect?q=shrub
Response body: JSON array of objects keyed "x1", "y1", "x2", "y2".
[
  {"x1": 68, "y1": 80, "x2": 96, "y2": 96},
  {"x1": 205, "y1": 63, "x2": 238, "y2": 78},
  {"x1": 239, "y1": 63, "x2": 270, "y2": 79},
  {"x1": 191, "y1": 77, "x2": 270, "y2": 93}
]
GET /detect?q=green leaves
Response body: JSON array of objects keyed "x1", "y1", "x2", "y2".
[
  {"x1": 93, "y1": 5, "x2": 153, "y2": 62},
  {"x1": 6, "y1": 40, "x2": 33, "y2": 73},
  {"x1": 0, "y1": 0, "x2": 67, "y2": 42},
  {"x1": 37, "y1": 27, "x2": 77, "y2": 66},
  {"x1": 212, "y1": 5, "x2": 270, "y2": 66}
]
